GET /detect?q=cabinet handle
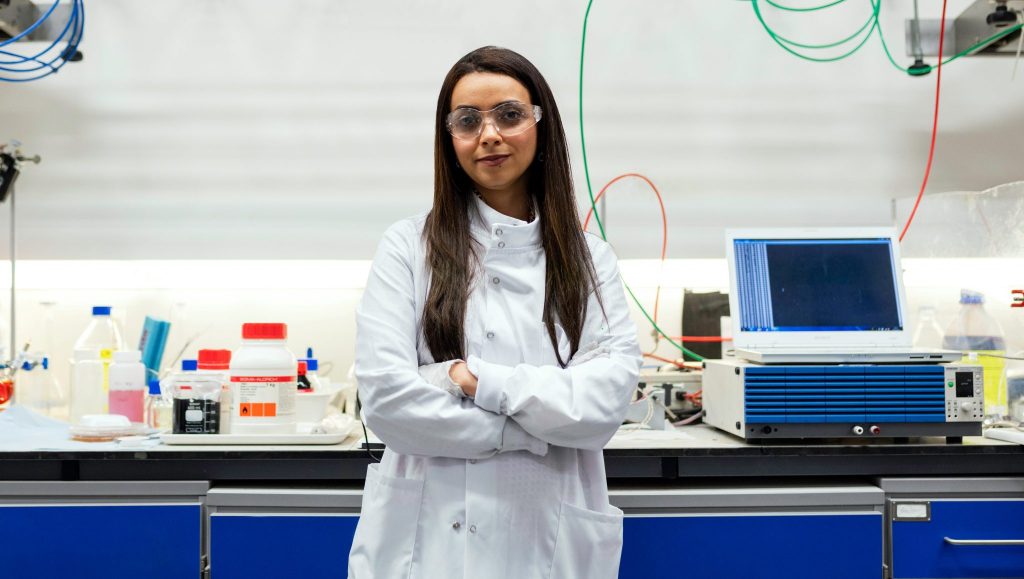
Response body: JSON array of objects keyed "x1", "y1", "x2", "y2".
[{"x1": 944, "y1": 537, "x2": 1024, "y2": 546}]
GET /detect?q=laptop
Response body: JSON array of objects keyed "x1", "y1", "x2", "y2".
[{"x1": 725, "y1": 227, "x2": 960, "y2": 364}]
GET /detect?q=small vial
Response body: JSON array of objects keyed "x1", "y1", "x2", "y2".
[{"x1": 145, "y1": 380, "x2": 173, "y2": 431}]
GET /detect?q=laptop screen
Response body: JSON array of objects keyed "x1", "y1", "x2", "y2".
[{"x1": 733, "y1": 238, "x2": 903, "y2": 332}]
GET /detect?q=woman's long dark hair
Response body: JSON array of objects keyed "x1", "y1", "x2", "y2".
[{"x1": 423, "y1": 46, "x2": 603, "y2": 367}]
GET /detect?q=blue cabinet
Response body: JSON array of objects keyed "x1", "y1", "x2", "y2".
[
  {"x1": 891, "y1": 500, "x2": 1024, "y2": 578},
  {"x1": 0, "y1": 481, "x2": 206, "y2": 579},
  {"x1": 0, "y1": 504, "x2": 201, "y2": 578},
  {"x1": 613, "y1": 484, "x2": 885, "y2": 579},
  {"x1": 210, "y1": 514, "x2": 359, "y2": 579},
  {"x1": 206, "y1": 486, "x2": 362, "y2": 579},
  {"x1": 620, "y1": 512, "x2": 882, "y2": 579}
]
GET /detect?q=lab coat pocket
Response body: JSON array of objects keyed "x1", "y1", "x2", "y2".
[
  {"x1": 348, "y1": 464, "x2": 425, "y2": 579},
  {"x1": 547, "y1": 502, "x2": 624, "y2": 579}
]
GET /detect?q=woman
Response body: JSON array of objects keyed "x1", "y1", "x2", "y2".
[{"x1": 350, "y1": 46, "x2": 641, "y2": 579}]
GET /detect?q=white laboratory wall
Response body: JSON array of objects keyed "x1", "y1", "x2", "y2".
[{"x1": 0, "y1": 0, "x2": 1021, "y2": 260}]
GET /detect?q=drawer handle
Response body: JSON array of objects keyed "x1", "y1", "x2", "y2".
[{"x1": 945, "y1": 537, "x2": 1024, "y2": 546}]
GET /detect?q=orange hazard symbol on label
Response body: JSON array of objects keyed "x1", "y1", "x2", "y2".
[{"x1": 238, "y1": 402, "x2": 277, "y2": 417}]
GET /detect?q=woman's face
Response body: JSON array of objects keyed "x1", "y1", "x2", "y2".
[{"x1": 449, "y1": 72, "x2": 538, "y2": 197}]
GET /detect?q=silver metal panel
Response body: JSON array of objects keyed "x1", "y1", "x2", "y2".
[
  {"x1": 610, "y1": 484, "x2": 884, "y2": 510},
  {"x1": 911, "y1": 1, "x2": 1024, "y2": 57},
  {"x1": 207, "y1": 486, "x2": 363, "y2": 509},
  {"x1": 904, "y1": 18, "x2": 958, "y2": 57},
  {"x1": 0, "y1": 481, "x2": 210, "y2": 497},
  {"x1": 878, "y1": 477, "x2": 1024, "y2": 495}
]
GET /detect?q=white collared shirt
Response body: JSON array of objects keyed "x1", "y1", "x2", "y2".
[{"x1": 349, "y1": 195, "x2": 641, "y2": 579}]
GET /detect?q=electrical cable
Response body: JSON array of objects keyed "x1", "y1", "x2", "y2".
[
  {"x1": 0, "y1": 0, "x2": 84, "y2": 83},
  {"x1": 579, "y1": 1, "x2": 704, "y2": 361},
  {"x1": 765, "y1": 0, "x2": 847, "y2": 12},
  {"x1": 642, "y1": 352, "x2": 703, "y2": 370},
  {"x1": 643, "y1": 353, "x2": 686, "y2": 368},
  {"x1": 751, "y1": 0, "x2": 880, "y2": 63},
  {"x1": 582, "y1": 173, "x2": 668, "y2": 325},
  {"x1": 0, "y1": 0, "x2": 61, "y2": 47},
  {"x1": 0, "y1": 0, "x2": 79, "y2": 71},
  {"x1": 941, "y1": 22, "x2": 1024, "y2": 67},
  {"x1": 757, "y1": 1, "x2": 877, "y2": 51},
  {"x1": 875, "y1": 0, "x2": 1024, "y2": 76},
  {"x1": 897, "y1": 0, "x2": 947, "y2": 243},
  {"x1": 361, "y1": 418, "x2": 381, "y2": 463},
  {"x1": 673, "y1": 408, "x2": 705, "y2": 427}
]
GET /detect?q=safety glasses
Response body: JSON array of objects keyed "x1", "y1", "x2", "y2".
[{"x1": 445, "y1": 102, "x2": 543, "y2": 141}]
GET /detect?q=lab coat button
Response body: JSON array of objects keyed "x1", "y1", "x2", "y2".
[
  {"x1": 452, "y1": 521, "x2": 461, "y2": 530},
  {"x1": 469, "y1": 525, "x2": 477, "y2": 534},
  {"x1": 492, "y1": 277, "x2": 500, "y2": 285},
  {"x1": 486, "y1": 332, "x2": 495, "y2": 340},
  {"x1": 497, "y1": 241, "x2": 506, "y2": 248},
  {"x1": 469, "y1": 459, "x2": 477, "y2": 464},
  {"x1": 496, "y1": 228, "x2": 504, "y2": 236}
]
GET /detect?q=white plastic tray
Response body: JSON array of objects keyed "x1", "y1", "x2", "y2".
[
  {"x1": 160, "y1": 432, "x2": 348, "y2": 446},
  {"x1": 984, "y1": 428, "x2": 1024, "y2": 445}
]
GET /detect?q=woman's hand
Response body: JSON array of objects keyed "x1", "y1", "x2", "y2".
[{"x1": 449, "y1": 361, "x2": 479, "y2": 398}]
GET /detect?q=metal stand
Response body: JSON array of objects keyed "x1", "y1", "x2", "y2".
[
  {"x1": 0, "y1": 144, "x2": 40, "y2": 360},
  {"x1": 9, "y1": 183, "x2": 14, "y2": 359}
]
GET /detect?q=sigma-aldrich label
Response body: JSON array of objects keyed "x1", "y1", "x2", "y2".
[{"x1": 230, "y1": 375, "x2": 296, "y2": 419}]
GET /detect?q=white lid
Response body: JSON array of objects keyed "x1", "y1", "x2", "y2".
[
  {"x1": 113, "y1": 350, "x2": 142, "y2": 363},
  {"x1": 78, "y1": 414, "x2": 131, "y2": 429},
  {"x1": 69, "y1": 414, "x2": 141, "y2": 439}
]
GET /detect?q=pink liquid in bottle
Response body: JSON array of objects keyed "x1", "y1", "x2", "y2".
[{"x1": 109, "y1": 389, "x2": 145, "y2": 422}]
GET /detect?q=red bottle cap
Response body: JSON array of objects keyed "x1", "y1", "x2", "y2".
[
  {"x1": 297, "y1": 361, "x2": 307, "y2": 376},
  {"x1": 242, "y1": 323, "x2": 287, "y2": 340},
  {"x1": 198, "y1": 349, "x2": 232, "y2": 370}
]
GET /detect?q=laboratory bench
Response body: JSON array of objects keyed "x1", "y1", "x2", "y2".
[
  {"x1": 0, "y1": 424, "x2": 1022, "y2": 482},
  {"x1": 3, "y1": 426, "x2": 1024, "y2": 578}
]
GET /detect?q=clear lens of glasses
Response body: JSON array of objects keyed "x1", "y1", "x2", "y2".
[{"x1": 446, "y1": 102, "x2": 542, "y2": 141}]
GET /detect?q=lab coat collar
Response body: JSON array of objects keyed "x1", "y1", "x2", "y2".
[{"x1": 470, "y1": 193, "x2": 542, "y2": 249}]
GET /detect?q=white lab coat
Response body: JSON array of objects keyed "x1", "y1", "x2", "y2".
[{"x1": 349, "y1": 196, "x2": 641, "y2": 579}]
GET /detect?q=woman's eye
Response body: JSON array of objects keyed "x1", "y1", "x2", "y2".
[
  {"x1": 499, "y1": 109, "x2": 525, "y2": 122},
  {"x1": 457, "y1": 114, "x2": 480, "y2": 127}
]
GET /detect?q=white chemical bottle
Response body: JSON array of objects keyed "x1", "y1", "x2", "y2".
[
  {"x1": 108, "y1": 350, "x2": 146, "y2": 423},
  {"x1": 198, "y1": 349, "x2": 233, "y2": 434},
  {"x1": 70, "y1": 306, "x2": 126, "y2": 420},
  {"x1": 229, "y1": 323, "x2": 297, "y2": 435}
]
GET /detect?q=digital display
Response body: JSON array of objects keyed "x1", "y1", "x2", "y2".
[
  {"x1": 955, "y1": 372, "x2": 974, "y2": 398},
  {"x1": 734, "y1": 238, "x2": 902, "y2": 332}
]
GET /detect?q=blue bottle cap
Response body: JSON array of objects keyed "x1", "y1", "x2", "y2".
[
  {"x1": 181, "y1": 359, "x2": 198, "y2": 372},
  {"x1": 42, "y1": 357, "x2": 49, "y2": 370},
  {"x1": 92, "y1": 306, "x2": 112, "y2": 316},
  {"x1": 301, "y1": 358, "x2": 319, "y2": 372},
  {"x1": 148, "y1": 380, "x2": 161, "y2": 395}
]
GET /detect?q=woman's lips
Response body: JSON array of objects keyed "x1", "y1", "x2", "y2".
[{"x1": 477, "y1": 154, "x2": 509, "y2": 167}]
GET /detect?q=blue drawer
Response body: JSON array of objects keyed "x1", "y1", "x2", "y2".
[
  {"x1": 0, "y1": 503, "x2": 201, "y2": 578},
  {"x1": 620, "y1": 512, "x2": 882, "y2": 579},
  {"x1": 210, "y1": 514, "x2": 359, "y2": 579},
  {"x1": 892, "y1": 500, "x2": 1024, "y2": 578}
]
